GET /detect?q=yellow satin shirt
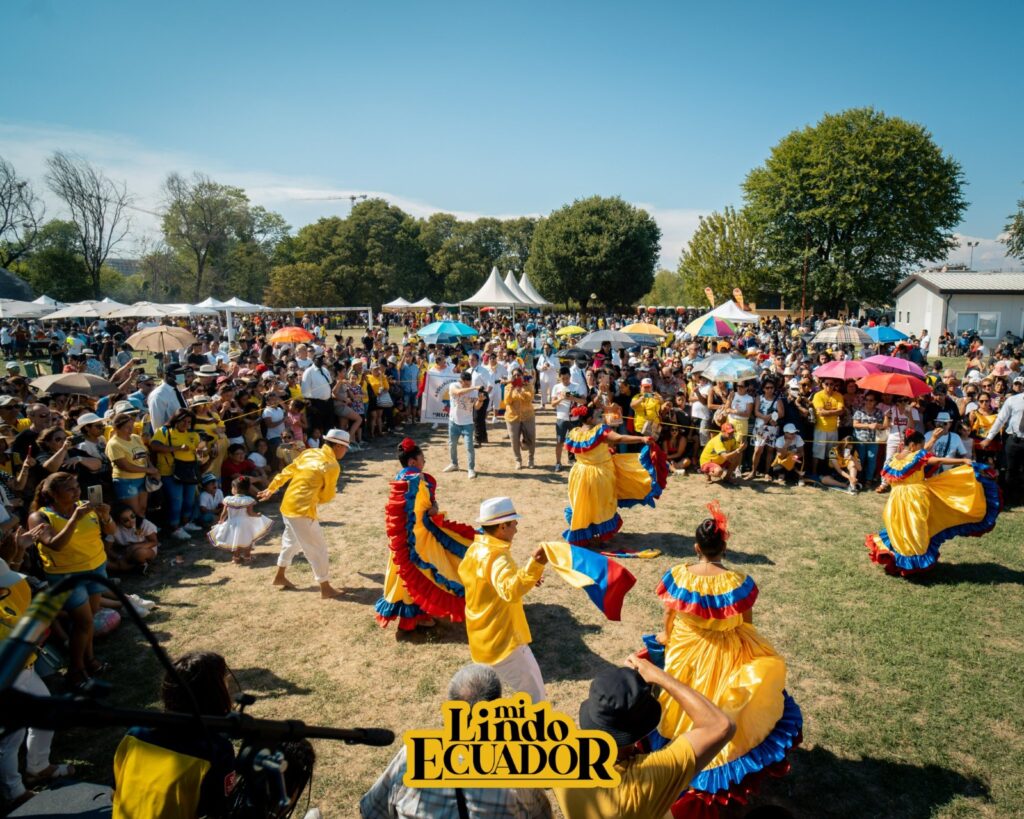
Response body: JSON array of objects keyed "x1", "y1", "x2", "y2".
[
  {"x1": 457, "y1": 532, "x2": 545, "y2": 665},
  {"x1": 265, "y1": 444, "x2": 340, "y2": 519}
]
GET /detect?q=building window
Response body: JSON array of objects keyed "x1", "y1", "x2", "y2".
[
  {"x1": 956, "y1": 311, "x2": 1000, "y2": 337},
  {"x1": 898, "y1": 311, "x2": 902, "y2": 322},
  {"x1": 956, "y1": 313, "x2": 978, "y2": 334},
  {"x1": 907, "y1": 311, "x2": 911, "y2": 323}
]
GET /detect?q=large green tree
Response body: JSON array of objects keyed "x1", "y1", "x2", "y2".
[
  {"x1": 677, "y1": 206, "x2": 772, "y2": 305},
  {"x1": 425, "y1": 217, "x2": 505, "y2": 301},
  {"x1": 743, "y1": 108, "x2": 967, "y2": 310},
  {"x1": 1004, "y1": 187, "x2": 1024, "y2": 261},
  {"x1": 526, "y1": 196, "x2": 660, "y2": 310},
  {"x1": 642, "y1": 269, "x2": 688, "y2": 306},
  {"x1": 12, "y1": 219, "x2": 92, "y2": 301}
]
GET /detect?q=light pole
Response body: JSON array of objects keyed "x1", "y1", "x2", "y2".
[{"x1": 963, "y1": 240, "x2": 980, "y2": 270}]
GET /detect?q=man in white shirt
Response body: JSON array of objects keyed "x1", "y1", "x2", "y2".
[
  {"x1": 443, "y1": 371, "x2": 478, "y2": 478},
  {"x1": 929, "y1": 411, "x2": 967, "y2": 471},
  {"x1": 148, "y1": 364, "x2": 189, "y2": 431},
  {"x1": 469, "y1": 353, "x2": 493, "y2": 446},
  {"x1": 550, "y1": 367, "x2": 583, "y2": 472},
  {"x1": 568, "y1": 359, "x2": 588, "y2": 397},
  {"x1": 536, "y1": 343, "x2": 560, "y2": 407},
  {"x1": 301, "y1": 355, "x2": 335, "y2": 433},
  {"x1": 207, "y1": 340, "x2": 229, "y2": 367}
]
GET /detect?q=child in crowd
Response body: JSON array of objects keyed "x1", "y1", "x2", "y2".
[
  {"x1": 276, "y1": 430, "x2": 304, "y2": 466},
  {"x1": 197, "y1": 473, "x2": 224, "y2": 527},
  {"x1": 208, "y1": 476, "x2": 272, "y2": 564},
  {"x1": 306, "y1": 427, "x2": 323, "y2": 450},
  {"x1": 221, "y1": 444, "x2": 270, "y2": 492},
  {"x1": 109, "y1": 506, "x2": 159, "y2": 573},
  {"x1": 286, "y1": 399, "x2": 307, "y2": 443},
  {"x1": 247, "y1": 439, "x2": 272, "y2": 482}
]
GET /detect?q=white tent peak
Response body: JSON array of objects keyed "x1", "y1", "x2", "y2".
[
  {"x1": 708, "y1": 300, "x2": 759, "y2": 322},
  {"x1": 518, "y1": 272, "x2": 552, "y2": 307},
  {"x1": 195, "y1": 297, "x2": 227, "y2": 309},
  {"x1": 410, "y1": 297, "x2": 435, "y2": 308},
  {"x1": 383, "y1": 297, "x2": 412, "y2": 309},
  {"x1": 503, "y1": 272, "x2": 534, "y2": 306},
  {"x1": 460, "y1": 267, "x2": 525, "y2": 307}
]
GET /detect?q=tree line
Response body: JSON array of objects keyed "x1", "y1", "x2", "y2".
[{"x1": 3, "y1": 107, "x2": 1017, "y2": 312}]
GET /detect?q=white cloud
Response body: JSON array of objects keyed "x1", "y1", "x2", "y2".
[{"x1": 942, "y1": 233, "x2": 1021, "y2": 272}]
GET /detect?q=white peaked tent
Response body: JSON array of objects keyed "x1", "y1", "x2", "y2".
[
  {"x1": 195, "y1": 297, "x2": 227, "y2": 309},
  {"x1": 383, "y1": 297, "x2": 413, "y2": 309},
  {"x1": 410, "y1": 297, "x2": 435, "y2": 308},
  {"x1": 33, "y1": 295, "x2": 63, "y2": 308},
  {"x1": 709, "y1": 300, "x2": 759, "y2": 322},
  {"x1": 221, "y1": 297, "x2": 270, "y2": 311},
  {"x1": 518, "y1": 272, "x2": 552, "y2": 307},
  {"x1": 503, "y1": 272, "x2": 534, "y2": 306},
  {"x1": 460, "y1": 267, "x2": 524, "y2": 307}
]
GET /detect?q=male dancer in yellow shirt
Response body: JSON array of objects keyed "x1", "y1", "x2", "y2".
[
  {"x1": 258, "y1": 428, "x2": 349, "y2": 599},
  {"x1": 457, "y1": 496, "x2": 548, "y2": 701}
]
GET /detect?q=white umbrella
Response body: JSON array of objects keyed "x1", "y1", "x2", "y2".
[
  {"x1": 0, "y1": 299, "x2": 50, "y2": 318},
  {"x1": 42, "y1": 301, "x2": 108, "y2": 321},
  {"x1": 106, "y1": 301, "x2": 180, "y2": 319}
]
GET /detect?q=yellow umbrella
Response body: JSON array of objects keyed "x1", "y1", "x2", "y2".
[
  {"x1": 621, "y1": 322, "x2": 667, "y2": 336},
  {"x1": 555, "y1": 325, "x2": 586, "y2": 337}
]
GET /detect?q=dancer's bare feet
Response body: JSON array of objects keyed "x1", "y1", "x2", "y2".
[
  {"x1": 272, "y1": 567, "x2": 297, "y2": 590},
  {"x1": 319, "y1": 582, "x2": 344, "y2": 599}
]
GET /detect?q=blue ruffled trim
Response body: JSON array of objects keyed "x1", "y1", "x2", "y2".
[
  {"x1": 562, "y1": 511, "x2": 622, "y2": 545},
  {"x1": 618, "y1": 445, "x2": 664, "y2": 510},
  {"x1": 875, "y1": 463, "x2": 1001, "y2": 573},
  {"x1": 658, "y1": 573, "x2": 757, "y2": 614},
  {"x1": 423, "y1": 514, "x2": 469, "y2": 559},
  {"x1": 648, "y1": 692, "x2": 803, "y2": 795},
  {"x1": 881, "y1": 449, "x2": 928, "y2": 481},
  {"x1": 401, "y1": 476, "x2": 464, "y2": 596},
  {"x1": 565, "y1": 424, "x2": 609, "y2": 454},
  {"x1": 374, "y1": 598, "x2": 427, "y2": 620}
]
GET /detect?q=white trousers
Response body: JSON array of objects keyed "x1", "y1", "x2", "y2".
[
  {"x1": 0, "y1": 667, "x2": 53, "y2": 800},
  {"x1": 491, "y1": 645, "x2": 547, "y2": 703},
  {"x1": 277, "y1": 515, "x2": 331, "y2": 582}
]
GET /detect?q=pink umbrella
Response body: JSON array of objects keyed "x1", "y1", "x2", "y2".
[
  {"x1": 813, "y1": 360, "x2": 881, "y2": 380},
  {"x1": 862, "y1": 355, "x2": 926, "y2": 379}
]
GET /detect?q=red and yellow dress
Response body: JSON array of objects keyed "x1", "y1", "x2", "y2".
[
  {"x1": 563, "y1": 424, "x2": 668, "y2": 544},
  {"x1": 866, "y1": 449, "x2": 1001, "y2": 576},
  {"x1": 376, "y1": 466, "x2": 476, "y2": 630},
  {"x1": 643, "y1": 566, "x2": 802, "y2": 813}
]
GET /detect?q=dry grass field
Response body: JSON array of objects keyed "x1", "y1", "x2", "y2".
[{"x1": 52, "y1": 409, "x2": 1024, "y2": 818}]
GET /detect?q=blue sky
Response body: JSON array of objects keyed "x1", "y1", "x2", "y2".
[{"x1": 4, "y1": 0, "x2": 1022, "y2": 270}]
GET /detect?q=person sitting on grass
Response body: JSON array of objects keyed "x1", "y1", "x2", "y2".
[
  {"x1": 770, "y1": 423, "x2": 805, "y2": 485},
  {"x1": 820, "y1": 437, "x2": 862, "y2": 494},
  {"x1": 108, "y1": 505, "x2": 159, "y2": 573},
  {"x1": 220, "y1": 444, "x2": 270, "y2": 493},
  {"x1": 246, "y1": 439, "x2": 273, "y2": 482},
  {"x1": 196, "y1": 473, "x2": 224, "y2": 528},
  {"x1": 699, "y1": 422, "x2": 744, "y2": 483}
]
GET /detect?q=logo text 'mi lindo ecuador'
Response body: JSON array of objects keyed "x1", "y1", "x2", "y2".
[{"x1": 404, "y1": 695, "x2": 620, "y2": 789}]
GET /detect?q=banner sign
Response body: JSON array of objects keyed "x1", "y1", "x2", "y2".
[{"x1": 420, "y1": 370, "x2": 461, "y2": 423}]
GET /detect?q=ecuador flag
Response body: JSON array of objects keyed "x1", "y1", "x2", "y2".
[{"x1": 540, "y1": 542, "x2": 636, "y2": 621}]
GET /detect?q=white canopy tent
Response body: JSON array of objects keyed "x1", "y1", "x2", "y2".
[
  {"x1": 382, "y1": 297, "x2": 413, "y2": 310},
  {"x1": 195, "y1": 296, "x2": 227, "y2": 309},
  {"x1": 460, "y1": 267, "x2": 527, "y2": 308},
  {"x1": 410, "y1": 297, "x2": 435, "y2": 309},
  {"x1": 708, "y1": 300, "x2": 759, "y2": 322},
  {"x1": 503, "y1": 272, "x2": 536, "y2": 306},
  {"x1": 518, "y1": 273, "x2": 552, "y2": 307},
  {"x1": 32, "y1": 295, "x2": 64, "y2": 308},
  {"x1": 107, "y1": 301, "x2": 182, "y2": 319},
  {"x1": 43, "y1": 300, "x2": 117, "y2": 320}
]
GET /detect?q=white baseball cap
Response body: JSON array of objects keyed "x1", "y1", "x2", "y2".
[
  {"x1": 641, "y1": 377, "x2": 653, "y2": 386},
  {"x1": 783, "y1": 423, "x2": 798, "y2": 434},
  {"x1": 324, "y1": 428, "x2": 350, "y2": 447},
  {"x1": 477, "y1": 496, "x2": 521, "y2": 525}
]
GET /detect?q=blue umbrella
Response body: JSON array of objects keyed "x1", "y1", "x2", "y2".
[
  {"x1": 865, "y1": 325, "x2": 908, "y2": 343},
  {"x1": 417, "y1": 320, "x2": 478, "y2": 343}
]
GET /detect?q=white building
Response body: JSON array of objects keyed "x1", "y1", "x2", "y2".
[{"x1": 892, "y1": 270, "x2": 1024, "y2": 353}]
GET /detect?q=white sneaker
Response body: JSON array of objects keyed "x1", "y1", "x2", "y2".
[
  {"x1": 183, "y1": 522, "x2": 202, "y2": 532},
  {"x1": 515, "y1": 461, "x2": 523, "y2": 470},
  {"x1": 171, "y1": 527, "x2": 190, "y2": 541},
  {"x1": 442, "y1": 463, "x2": 458, "y2": 473},
  {"x1": 467, "y1": 470, "x2": 477, "y2": 479}
]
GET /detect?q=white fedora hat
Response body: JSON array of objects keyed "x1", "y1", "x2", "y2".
[
  {"x1": 477, "y1": 496, "x2": 521, "y2": 525},
  {"x1": 324, "y1": 428, "x2": 350, "y2": 447}
]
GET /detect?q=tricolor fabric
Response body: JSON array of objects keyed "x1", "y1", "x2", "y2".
[{"x1": 540, "y1": 541, "x2": 636, "y2": 621}]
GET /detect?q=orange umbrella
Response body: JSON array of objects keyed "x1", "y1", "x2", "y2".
[
  {"x1": 855, "y1": 372, "x2": 931, "y2": 398},
  {"x1": 268, "y1": 326, "x2": 314, "y2": 344}
]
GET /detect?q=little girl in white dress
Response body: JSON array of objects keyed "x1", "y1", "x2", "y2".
[{"x1": 208, "y1": 476, "x2": 273, "y2": 563}]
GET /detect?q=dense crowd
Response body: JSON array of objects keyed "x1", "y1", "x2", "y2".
[{"x1": 0, "y1": 304, "x2": 1021, "y2": 814}]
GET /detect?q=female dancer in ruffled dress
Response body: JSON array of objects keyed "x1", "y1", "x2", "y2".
[
  {"x1": 563, "y1": 403, "x2": 668, "y2": 546},
  {"x1": 866, "y1": 428, "x2": 1001, "y2": 577},
  {"x1": 376, "y1": 438, "x2": 476, "y2": 631},
  {"x1": 644, "y1": 503, "x2": 802, "y2": 814}
]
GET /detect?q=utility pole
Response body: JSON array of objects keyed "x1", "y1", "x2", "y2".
[{"x1": 963, "y1": 239, "x2": 979, "y2": 270}]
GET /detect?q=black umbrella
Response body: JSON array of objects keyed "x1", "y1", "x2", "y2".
[{"x1": 560, "y1": 348, "x2": 592, "y2": 362}]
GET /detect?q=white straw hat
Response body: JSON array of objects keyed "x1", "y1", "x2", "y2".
[
  {"x1": 477, "y1": 496, "x2": 521, "y2": 525},
  {"x1": 324, "y1": 428, "x2": 350, "y2": 446}
]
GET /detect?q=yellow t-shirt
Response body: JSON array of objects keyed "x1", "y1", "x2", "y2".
[
  {"x1": 150, "y1": 427, "x2": 200, "y2": 477},
  {"x1": 37, "y1": 504, "x2": 106, "y2": 574},
  {"x1": 556, "y1": 736, "x2": 696, "y2": 819},
  {"x1": 700, "y1": 433, "x2": 739, "y2": 467},
  {"x1": 106, "y1": 434, "x2": 151, "y2": 479},
  {"x1": 812, "y1": 390, "x2": 844, "y2": 432},
  {"x1": 457, "y1": 533, "x2": 545, "y2": 665},
  {"x1": 631, "y1": 393, "x2": 662, "y2": 429}
]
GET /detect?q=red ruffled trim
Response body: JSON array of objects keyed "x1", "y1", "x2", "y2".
[
  {"x1": 375, "y1": 611, "x2": 435, "y2": 631},
  {"x1": 864, "y1": 532, "x2": 926, "y2": 577},
  {"x1": 669, "y1": 734, "x2": 803, "y2": 818},
  {"x1": 648, "y1": 441, "x2": 670, "y2": 489},
  {"x1": 384, "y1": 483, "x2": 467, "y2": 623}
]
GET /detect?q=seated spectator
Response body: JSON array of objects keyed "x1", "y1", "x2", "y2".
[
  {"x1": 554, "y1": 653, "x2": 734, "y2": 819},
  {"x1": 108, "y1": 505, "x2": 159, "y2": 573},
  {"x1": 820, "y1": 437, "x2": 862, "y2": 494},
  {"x1": 197, "y1": 473, "x2": 224, "y2": 527},
  {"x1": 771, "y1": 423, "x2": 805, "y2": 485},
  {"x1": 247, "y1": 439, "x2": 272, "y2": 481},
  {"x1": 360, "y1": 664, "x2": 553, "y2": 819},
  {"x1": 221, "y1": 444, "x2": 270, "y2": 492},
  {"x1": 699, "y1": 422, "x2": 743, "y2": 483}
]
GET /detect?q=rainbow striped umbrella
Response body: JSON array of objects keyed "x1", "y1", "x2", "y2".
[{"x1": 684, "y1": 315, "x2": 736, "y2": 338}]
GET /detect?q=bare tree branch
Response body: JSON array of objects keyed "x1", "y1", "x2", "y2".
[
  {"x1": 45, "y1": 151, "x2": 133, "y2": 298},
  {"x1": 0, "y1": 156, "x2": 45, "y2": 268}
]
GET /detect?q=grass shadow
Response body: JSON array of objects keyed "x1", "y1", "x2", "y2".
[
  {"x1": 614, "y1": 531, "x2": 695, "y2": 558},
  {"x1": 358, "y1": 571, "x2": 385, "y2": 584},
  {"x1": 528, "y1": 602, "x2": 619, "y2": 683},
  {"x1": 339, "y1": 585, "x2": 383, "y2": 606},
  {"x1": 233, "y1": 666, "x2": 314, "y2": 698},
  {"x1": 913, "y1": 561, "x2": 1024, "y2": 587},
  {"x1": 395, "y1": 619, "x2": 467, "y2": 646},
  {"x1": 779, "y1": 745, "x2": 990, "y2": 818}
]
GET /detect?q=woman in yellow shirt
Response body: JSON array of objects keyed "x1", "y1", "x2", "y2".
[
  {"x1": 106, "y1": 413, "x2": 160, "y2": 519},
  {"x1": 365, "y1": 362, "x2": 390, "y2": 440},
  {"x1": 149, "y1": 409, "x2": 202, "y2": 541},
  {"x1": 29, "y1": 471, "x2": 116, "y2": 686}
]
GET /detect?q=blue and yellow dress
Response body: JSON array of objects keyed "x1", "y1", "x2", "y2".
[
  {"x1": 376, "y1": 466, "x2": 476, "y2": 630},
  {"x1": 563, "y1": 424, "x2": 667, "y2": 544},
  {"x1": 866, "y1": 449, "x2": 1001, "y2": 576},
  {"x1": 643, "y1": 566, "x2": 802, "y2": 811}
]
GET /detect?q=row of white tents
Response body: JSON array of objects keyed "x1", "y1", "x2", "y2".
[{"x1": 383, "y1": 268, "x2": 552, "y2": 311}]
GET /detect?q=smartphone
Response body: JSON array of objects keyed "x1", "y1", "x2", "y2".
[{"x1": 87, "y1": 484, "x2": 103, "y2": 507}]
